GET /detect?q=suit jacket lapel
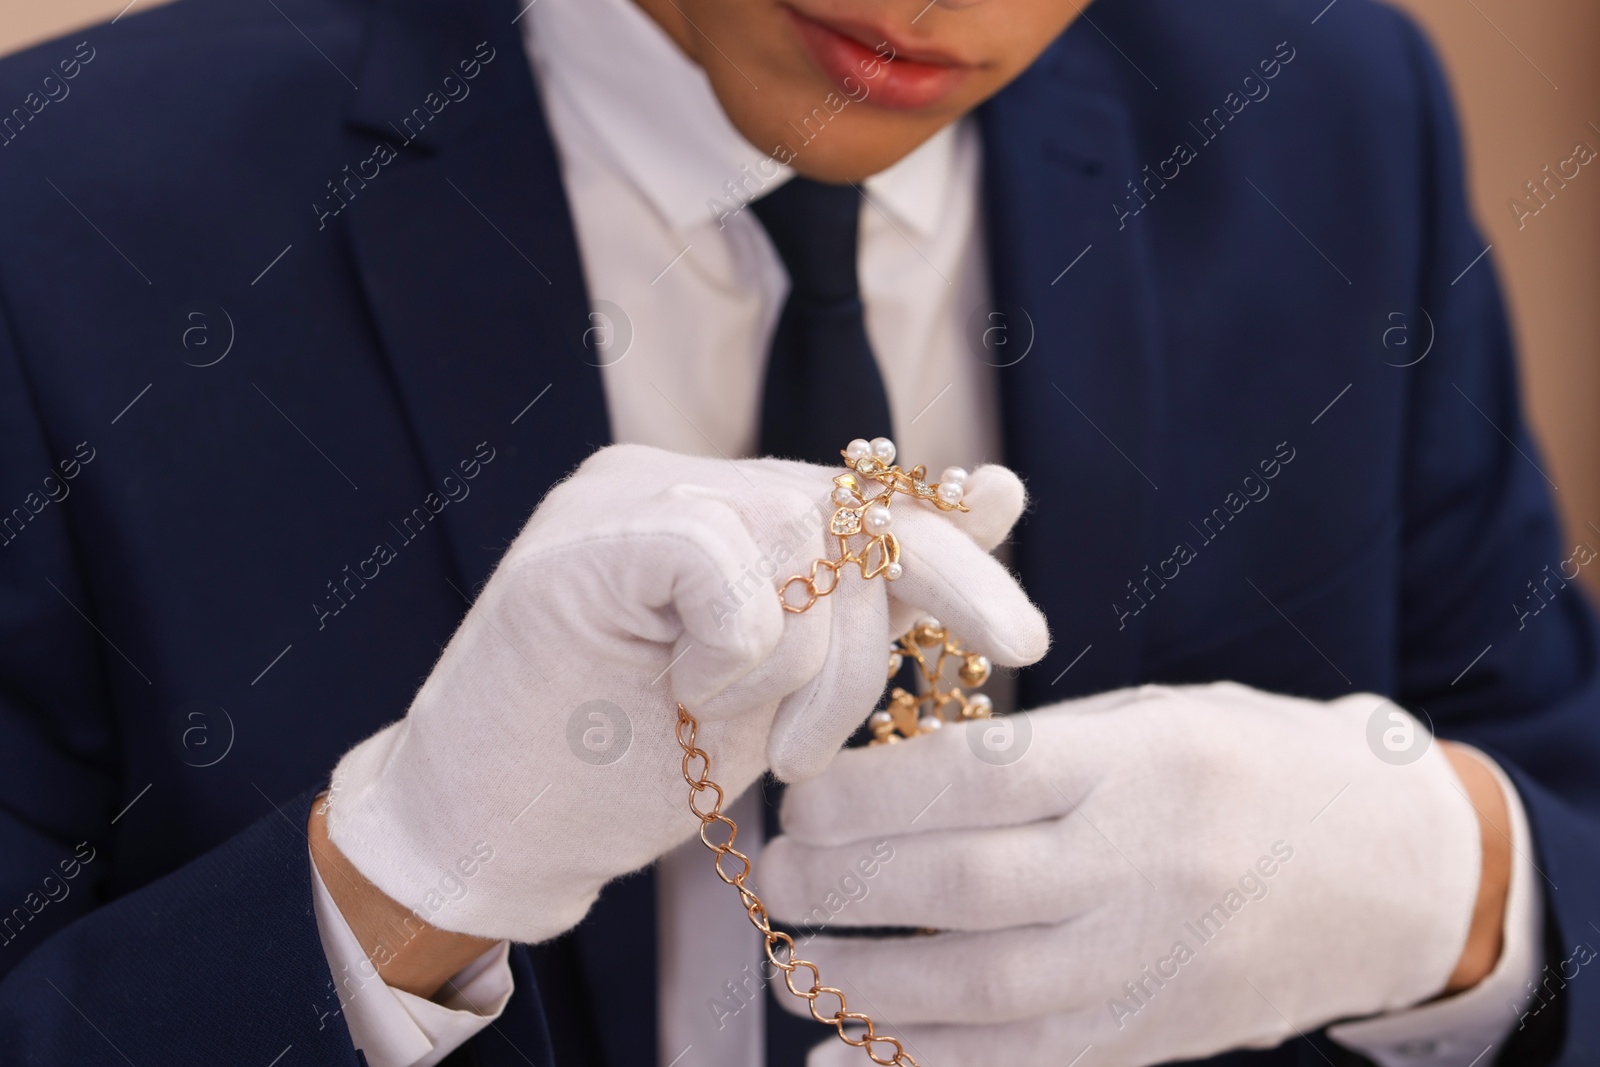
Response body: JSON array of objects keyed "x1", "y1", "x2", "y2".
[
  {"x1": 340, "y1": 0, "x2": 610, "y2": 594},
  {"x1": 980, "y1": 29, "x2": 1165, "y2": 703},
  {"x1": 341, "y1": 7, "x2": 646, "y2": 1065}
]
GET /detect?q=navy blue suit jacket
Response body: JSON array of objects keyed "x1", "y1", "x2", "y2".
[{"x1": 0, "y1": 0, "x2": 1592, "y2": 1063}]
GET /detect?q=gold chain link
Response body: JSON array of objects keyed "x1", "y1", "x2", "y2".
[{"x1": 674, "y1": 704, "x2": 920, "y2": 1067}]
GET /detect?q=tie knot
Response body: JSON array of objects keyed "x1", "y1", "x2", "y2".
[{"x1": 750, "y1": 176, "x2": 861, "y2": 304}]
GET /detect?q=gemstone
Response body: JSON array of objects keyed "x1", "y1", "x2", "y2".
[{"x1": 830, "y1": 508, "x2": 863, "y2": 535}]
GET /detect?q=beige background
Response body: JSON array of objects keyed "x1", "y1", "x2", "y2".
[
  {"x1": 1388, "y1": 0, "x2": 1600, "y2": 594},
  {"x1": 5, "y1": 0, "x2": 1598, "y2": 584}
]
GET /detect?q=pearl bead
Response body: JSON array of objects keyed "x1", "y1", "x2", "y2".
[
  {"x1": 864, "y1": 503, "x2": 893, "y2": 535},
  {"x1": 845, "y1": 439, "x2": 871, "y2": 463},
  {"x1": 833, "y1": 486, "x2": 861, "y2": 506},
  {"x1": 918, "y1": 615, "x2": 941, "y2": 632},
  {"x1": 870, "y1": 437, "x2": 897, "y2": 464},
  {"x1": 869, "y1": 710, "x2": 894, "y2": 728},
  {"x1": 885, "y1": 561, "x2": 903, "y2": 581},
  {"x1": 967, "y1": 694, "x2": 994, "y2": 716},
  {"x1": 937, "y1": 482, "x2": 965, "y2": 505},
  {"x1": 940, "y1": 466, "x2": 969, "y2": 486},
  {"x1": 887, "y1": 651, "x2": 904, "y2": 674},
  {"x1": 917, "y1": 715, "x2": 943, "y2": 733}
]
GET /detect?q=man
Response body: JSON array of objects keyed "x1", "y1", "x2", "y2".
[{"x1": 0, "y1": 0, "x2": 1594, "y2": 1064}]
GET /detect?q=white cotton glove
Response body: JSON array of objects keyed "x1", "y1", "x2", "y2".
[
  {"x1": 760, "y1": 682, "x2": 1483, "y2": 1067},
  {"x1": 324, "y1": 443, "x2": 1048, "y2": 944}
]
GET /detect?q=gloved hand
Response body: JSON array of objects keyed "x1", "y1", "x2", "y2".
[
  {"x1": 760, "y1": 682, "x2": 1483, "y2": 1066},
  {"x1": 325, "y1": 443, "x2": 1048, "y2": 945}
]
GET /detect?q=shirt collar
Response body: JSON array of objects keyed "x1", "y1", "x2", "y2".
[{"x1": 522, "y1": 0, "x2": 960, "y2": 239}]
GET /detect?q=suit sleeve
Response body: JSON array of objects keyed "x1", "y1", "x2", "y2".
[
  {"x1": 1380, "y1": 12, "x2": 1599, "y2": 1063},
  {"x1": 0, "y1": 295, "x2": 362, "y2": 1063},
  {"x1": 0, "y1": 789, "x2": 370, "y2": 1064}
]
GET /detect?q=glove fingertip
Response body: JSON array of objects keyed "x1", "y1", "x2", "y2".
[
  {"x1": 766, "y1": 725, "x2": 835, "y2": 785},
  {"x1": 992, "y1": 600, "x2": 1051, "y2": 666},
  {"x1": 953, "y1": 464, "x2": 1028, "y2": 552}
]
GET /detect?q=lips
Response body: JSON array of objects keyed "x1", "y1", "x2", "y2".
[{"x1": 782, "y1": 5, "x2": 975, "y2": 111}]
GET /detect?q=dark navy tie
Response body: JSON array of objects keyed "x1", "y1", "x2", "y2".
[
  {"x1": 752, "y1": 177, "x2": 894, "y2": 466},
  {"x1": 751, "y1": 176, "x2": 896, "y2": 1067}
]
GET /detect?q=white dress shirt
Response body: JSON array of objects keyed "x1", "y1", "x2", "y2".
[
  {"x1": 312, "y1": 0, "x2": 1545, "y2": 1064},
  {"x1": 312, "y1": 860, "x2": 513, "y2": 1067}
]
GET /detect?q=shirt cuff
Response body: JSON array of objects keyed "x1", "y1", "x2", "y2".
[
  {"x1": 310, "y1": 848, "x2": 515, "y2": 1067},
  {"x1": 1327, "y1": 746, "x2": 1543, "y2": 1066}
]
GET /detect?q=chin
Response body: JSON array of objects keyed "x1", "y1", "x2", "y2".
[
  {"x1": 778, "y1": 128, "x2": 910, "y2": 182},
  {"x1": 717, "y1": 76, "x2": 959, "y2": 184}
]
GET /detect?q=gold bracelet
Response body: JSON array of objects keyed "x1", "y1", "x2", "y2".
[{"x1": 674, "y1": 440, "x2": 1001, "y2": 1066}]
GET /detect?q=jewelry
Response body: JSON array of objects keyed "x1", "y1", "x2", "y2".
[
  {"x1": 676, "y1": 704, "x2": 921, "y2": 1066},
  {"x1": 779, "y1": 437, "x2": 971, "y2": 614},
  {"x1": 868, "y1": 617, "x2": 994, "y2": 744},
  {"x1": 672, "y1": 440, "x2": 997, "y2": 1067},
  {"x1": 675, "y1": 646, "x2": 993, "y2": 1066}
]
